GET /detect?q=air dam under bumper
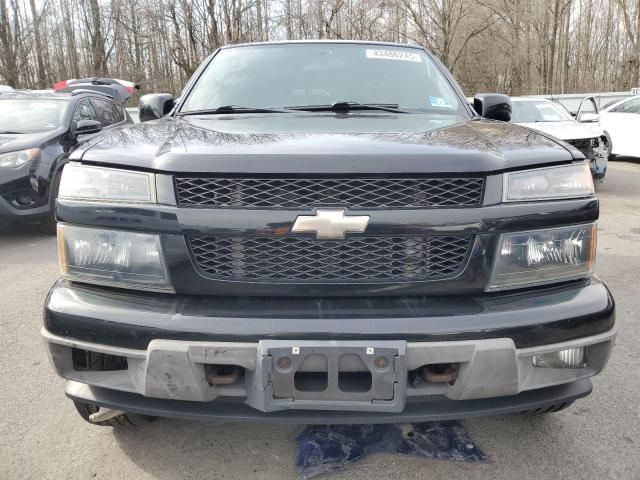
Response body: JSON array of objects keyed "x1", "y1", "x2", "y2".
[{"x1": 63, "y1": 378, "x2": 594, "y2": 424}]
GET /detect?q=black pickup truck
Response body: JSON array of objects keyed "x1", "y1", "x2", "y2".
[{"x1": 43, "y1": 41, "x2": 615, "y2": 427}]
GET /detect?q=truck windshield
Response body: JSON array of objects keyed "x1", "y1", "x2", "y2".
[
  {"x1": 0, "y1": 98, "x2": 67, "y2": 133},
  {"x1": 180, "y1": 43, "x2": 465, "y2": 116}
]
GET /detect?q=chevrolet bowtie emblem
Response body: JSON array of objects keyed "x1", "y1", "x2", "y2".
[{"x1": 291, "y1": 209, "x2": 370, "y2": 240}]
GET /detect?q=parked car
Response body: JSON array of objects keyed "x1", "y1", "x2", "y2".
[
  {"x1": 510, "y1": 97, "x2": 609, "y2": 180},
  {"x1": 599, "y1": 95, "x2": 640, "y2": 159},
  {"x1": 0, "y1": 86, "x2": 132, "y2": 232},
  {"x1": 54, "y1": 77, "x2": 139, "y2": 104},
  {"x1": 44, "y1": 41, "x2": 614, "y2": 427}
]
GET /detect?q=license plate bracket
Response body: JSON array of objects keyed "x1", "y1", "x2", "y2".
[{"x1": 254, "y1": 340, "x2": 407, "y2": 412}]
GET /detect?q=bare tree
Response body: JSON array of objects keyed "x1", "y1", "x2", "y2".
[
  {"x1": 0, "y1": 0, "x2": 639, "y2": 96},
  {"x1": 402, "y1": 0, "x2": 494, "y2": 74},
  {"x1": 0, "y1": 0, "x2": 22, "y2": 87}
]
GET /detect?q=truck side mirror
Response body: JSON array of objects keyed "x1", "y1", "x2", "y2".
[
  {"x1": 139, "y1": 94, "x2": 175, "y2": 122},
  {"x1": 473, "y1": 94, "x2": 512, "y2": 122}
]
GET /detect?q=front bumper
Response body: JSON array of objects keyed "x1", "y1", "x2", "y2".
[
  {"x1": 591, "y1": 157, "x2": 607, "y2": 179},
  {"x1": 0, "y1": 165, "x2": 51, "y2": 223},
  {"x1": 43, "y1": 279, "x2": 616, "y2": 421},
  {"x1": 0, "y1": 194, "x2": 50, "y2": 223}
]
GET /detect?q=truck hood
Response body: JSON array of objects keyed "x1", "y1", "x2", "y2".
[
  {"x1": 515, "y1": 120, "x2": 603, "y2": 141},
  {"x1": 73, "y1": 114, "x2": 575, "y2": 174}
]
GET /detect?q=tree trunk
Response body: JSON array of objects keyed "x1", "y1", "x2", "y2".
[
  {"x1": 88, "y1": 0, "x2": 108, "y2": 75},
  {"x1": 634, "y1": 0, "x2": 640, "y2": 87},
  {"x1": 28, "y1": 0, "x2": 46, "y2": 88}
]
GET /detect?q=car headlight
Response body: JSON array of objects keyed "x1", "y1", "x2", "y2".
[
  {"x1": 487, "y1": 223, "x2": 596, "y2": 291},
  {"x1": 503, "y1": 163, "x2": 593, "y2": 202},
  {"x1": 0, "y1": 148, "x2": 39, "y2": 168},
  {"x1": 58, "y1": 224, "x2": 173, "y2": 292},
  {"x1": 58, "y1": 163, "x2": 156, "y2": 203}
]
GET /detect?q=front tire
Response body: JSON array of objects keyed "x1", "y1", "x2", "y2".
[
  {"x1": 39, "y1": 211, "x2": 57, "y2": 234},
  {"x1": 39, "y1": 170, "x2": 62, "y2": 234},
  {"x1": 604, "y1": 131, "x2": 615, "y2": 161},
  {"x1": 73, "y1": 401, "x2": 154, "y2": 427},
  {"x1": 521, "y1": 400, "x2": 575, "y2": 416}
]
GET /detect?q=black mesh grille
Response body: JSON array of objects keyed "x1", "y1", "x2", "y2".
[
  {"x1": 175, "y1": 177, "x2": 484, "y2": 209},
  {"x1": 188, "y1": 235, "x2": 472, "y2": 283}
]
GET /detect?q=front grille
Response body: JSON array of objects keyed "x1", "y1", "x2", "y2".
[
  {"x1": 188, "y1": 235, "x2": 472, "y2": 283},
  {"x1": 175, "y1": 177, "x2": 484, "y2": 209},
  {"x1": 71, "y1": 348, "x2": 128, "y2": 372}
]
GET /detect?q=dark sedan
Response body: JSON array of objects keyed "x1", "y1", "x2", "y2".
[{"x1": 0, "y1": 87, "x2": 131, "y2": 232}]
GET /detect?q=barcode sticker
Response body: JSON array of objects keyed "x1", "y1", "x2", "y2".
[{"x1": 366, "y1": 49, "x2": 422, "y2": 62}]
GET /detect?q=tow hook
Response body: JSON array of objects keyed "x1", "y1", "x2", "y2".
[
  {"x1": 89, "y1": 408, "x2": 126, "y2": 423},
  {"x1": 421, "y1": 363, "x2": 460, "y2": 384},
  {"x1": 204, "y1": 364, "x2": 243, "y2": 385}
]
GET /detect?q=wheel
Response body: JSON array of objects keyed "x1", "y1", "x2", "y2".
[
  {"x1": 73, "y1": 401, "x2": 155, "y2": 427},
  {"x1": 39, "y1": 169, "x2": 62, "y2": 234},
  {"x1": 521, "y1": 400, "x2": 575, "y2": 416},
  {"x1": 603, "y1": 131, "x2": 615, "y2": 161},
  {"x1": 39, "y1": 211, "x2": 57, "y2": 234}
]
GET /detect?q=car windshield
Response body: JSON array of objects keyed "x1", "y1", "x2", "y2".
[
  {"x1": 511, "y1": 100, "x2": 572, "y2": 123},
  {"x1": 0, "y1": 98, "x2": 68, "y2": 133},
  {"x1": 180, "y1": 43, "x2": 465, "y2": 115}
]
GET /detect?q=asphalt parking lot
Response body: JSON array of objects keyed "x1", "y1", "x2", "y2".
[{"x1": 1, "y1": 160, "x2": 639, "y2": 480}]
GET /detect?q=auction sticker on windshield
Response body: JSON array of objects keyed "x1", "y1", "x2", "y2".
[{"x1": 366, "y1": 49, "x2": 422, "y2": 62}]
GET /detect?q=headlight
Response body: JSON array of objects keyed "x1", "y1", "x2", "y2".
[
  {"x1": 58, "y1": 163, "x2": 156, "y2": 203},
  {"x1": 487, "y1": 223, "x2": 596, "y2": 291},
  {"x1": 58, "y1": 224, "x2": 173, "y2": 292},
  {"x1": 0, "y1": 148, "x2": 39, "y2": 168},
  {"x1": 503, "y1": 164, "x2": 593, "y2": 202}
]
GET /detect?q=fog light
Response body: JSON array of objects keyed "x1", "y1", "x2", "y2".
[
  {"x1": 15, "y1": 191, "x2": 36, "y2": 206},
  {"x1": 532, "y1": 347, "x2": 587, "y2": 369}
]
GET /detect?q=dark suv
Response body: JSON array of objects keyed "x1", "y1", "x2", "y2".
[
  {"x1": 0, "y1": 85, "x2": 131, "y2": 232},
  {"x1": 43, "y1": 41, "x2": 615, "y2": 427}
]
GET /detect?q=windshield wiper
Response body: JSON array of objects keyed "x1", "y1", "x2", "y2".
[
  {"x1": 178, "y1": 105, "x2": 292, "y2": 115},
  {"x1": 286, "y1": 102, "x2": 409, "y2": 114},
  {"x1": 0, "y1": 130, "x2": 24, "y2": 134}
]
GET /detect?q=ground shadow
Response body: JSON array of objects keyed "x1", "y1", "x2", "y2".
[
  {"x1": 0, "y1": 222, "x2": 46, "y2": 236},
  {"x1": 111, "y1": 414, "x2": 563, "y2": 480},
  {"x1": 113, "y1": 418, "x2": 302, "y2": 479},
  {"x1": 613, "y1": 156, "x2": 640, "y2": 164}
]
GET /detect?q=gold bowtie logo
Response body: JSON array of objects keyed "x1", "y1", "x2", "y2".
[{"x1": 291, "y1": 209, "x2": 370, "y2": 240}]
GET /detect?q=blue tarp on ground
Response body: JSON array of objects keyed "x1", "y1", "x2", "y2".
[{"x1": 296, "y1": 421, "x2": 487, "y2": 479}]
